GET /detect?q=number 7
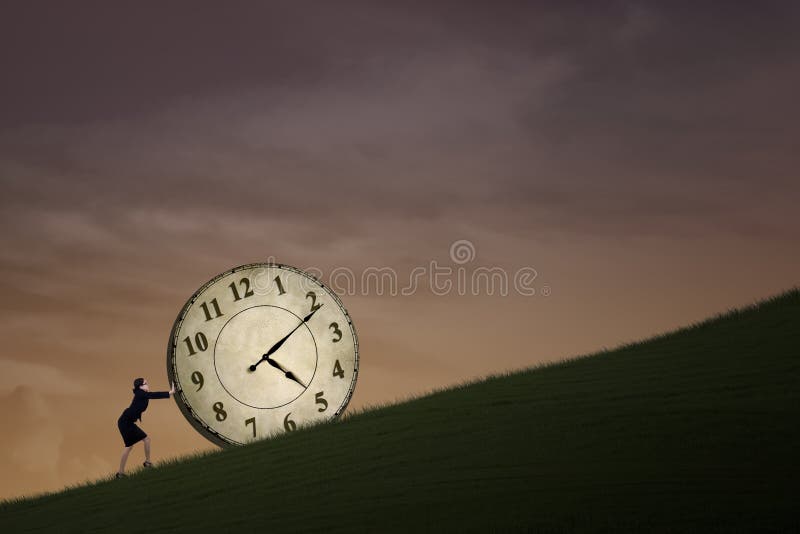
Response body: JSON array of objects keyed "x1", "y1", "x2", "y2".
[{"x1": 245, "y1": 417, "x2": 256, "y2": 438}]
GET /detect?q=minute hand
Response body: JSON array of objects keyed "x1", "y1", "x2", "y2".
[
  {"x1": 264, "y1": 306, "x2": 322, "y2": 358},
  {"x1": 249, "y1": 306, "x2": 323, "y2": 372}
]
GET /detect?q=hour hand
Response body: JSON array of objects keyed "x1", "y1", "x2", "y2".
[
  {"x1": 265, "y1": 356, "x2": 286, "y2": 373},
  {"x1": 265, "y1": 357, "x2": 307, "y2": 388},
  {"x1": 284, "y1": 371, "x2": 307, "y2": 388}
]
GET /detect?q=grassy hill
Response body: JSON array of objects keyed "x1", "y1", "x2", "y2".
[{"x1": 1, "y1": 289, "x2": 798, "y2": 533}]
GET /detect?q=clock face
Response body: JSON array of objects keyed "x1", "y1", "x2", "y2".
[{"x1": 166, "y1": 263, "x2": 359, "y2": 447}]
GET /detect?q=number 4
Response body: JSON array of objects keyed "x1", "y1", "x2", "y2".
[{"x1": 333, "y1": 360, "x2": 345, "y2": 379}]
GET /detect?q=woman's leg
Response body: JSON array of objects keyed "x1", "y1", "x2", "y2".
[
  {"x1": 118, "y1": 446, "x2": 133, "y2": 474},
  {"x1": 143, "y1": 436, "x2": 151, "y2": 463}
]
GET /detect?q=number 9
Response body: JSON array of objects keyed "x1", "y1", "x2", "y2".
[{"x1": 191, "y1": 371, "x2": 204, "y2": 391}]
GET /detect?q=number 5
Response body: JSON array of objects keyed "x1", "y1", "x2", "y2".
[{"x1": 315, "y1": 391, "x2": 328, "y2": 412}]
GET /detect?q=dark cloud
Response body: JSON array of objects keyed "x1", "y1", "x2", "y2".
[{"x1": 2, "y1": 1, "x2": 797, "y2": 240}]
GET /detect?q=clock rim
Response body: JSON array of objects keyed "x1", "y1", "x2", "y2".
[{"x1": 166, "y1": 261, "x2": 360, "y2": 449}]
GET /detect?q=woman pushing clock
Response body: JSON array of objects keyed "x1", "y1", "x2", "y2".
[{"x1": 115, "y1": 377, "x2": 175, "y2": 478}]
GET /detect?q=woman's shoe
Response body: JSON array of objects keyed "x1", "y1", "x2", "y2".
[
  {"x1": 143, "y1": 461, "x2": 154, "y2": 468},
  {"x1": 115, "y1": 472, "x2": 126, "y2": 479}
]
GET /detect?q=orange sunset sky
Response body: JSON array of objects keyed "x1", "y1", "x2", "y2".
[{"x1": 1, "y1": 1, "x2": 799, "y2": 500}]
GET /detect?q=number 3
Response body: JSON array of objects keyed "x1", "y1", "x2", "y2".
[{"x1": 329, "y1": 322, "x2": 342, "y2": 342}]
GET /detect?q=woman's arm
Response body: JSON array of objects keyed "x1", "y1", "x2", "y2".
[{"x1": 147, "y1": 383, "x2": 176, "y2": 399}]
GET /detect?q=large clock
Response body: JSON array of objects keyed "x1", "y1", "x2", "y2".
[{"x1": 166, "y1": 263, "x2": 359, "y2": 447}]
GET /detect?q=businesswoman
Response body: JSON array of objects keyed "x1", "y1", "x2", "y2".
[{"x1": 116, "y1": 377, "x2": 175, "y2": 478}]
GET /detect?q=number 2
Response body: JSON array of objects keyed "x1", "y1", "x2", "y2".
[{"x1": 306, "y1": 291, "x2": 322, "y2": 312}]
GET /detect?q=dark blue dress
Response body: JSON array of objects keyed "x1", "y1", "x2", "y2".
[{"x1": 117, "y1": 389, "x2": 170, "y2": 447}]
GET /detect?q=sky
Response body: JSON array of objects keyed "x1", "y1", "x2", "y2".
[{"x1": 0, "y1": 1, "x2": 798, "y2": 500}]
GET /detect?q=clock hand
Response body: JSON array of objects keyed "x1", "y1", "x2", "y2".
[
  {"x1": 249, "y1": 306, "x2": 323, "y2": 371},
  {"x1": 264, "y1": 356, "x2": 307, "y2": 388},
  {"x1": 285, "y1": 371, "x2": 307, "y2": 389}
]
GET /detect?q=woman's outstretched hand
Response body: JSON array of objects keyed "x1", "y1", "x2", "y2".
[{"x1": 169, "y1": 382, "x2": 176, "y2": 395}]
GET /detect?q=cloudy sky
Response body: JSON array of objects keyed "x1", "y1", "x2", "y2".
[{"x1": 1, "y1": 1, "x2": 798, "y2": 500}]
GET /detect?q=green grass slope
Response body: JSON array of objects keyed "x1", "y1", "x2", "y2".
[{"x1": 1, "y1": 289, "x2": 798, "y2": 533}]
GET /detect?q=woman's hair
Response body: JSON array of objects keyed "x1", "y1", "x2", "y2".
[{"x1": 133, "y1": 377, "x2": 145, "y2": 393}]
